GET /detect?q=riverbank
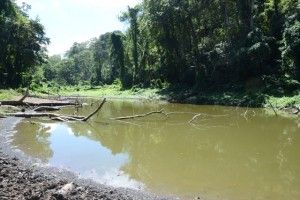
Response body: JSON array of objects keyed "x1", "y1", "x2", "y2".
[
  {"x1": 1, "y1": 86, "x2": 300, "y2": 115},
  {"x1": 0, "y1": 150, "x2": 172, "y2": 200}
]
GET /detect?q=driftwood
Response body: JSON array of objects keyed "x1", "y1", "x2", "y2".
[
  {"x1": 110, "y1": 109, "x2": 230, "y2": 130},
  {"x1": 0, "y1": 101, "x2": 77, "y2": 107},
  {"x1": 188, "y1": 114, "x2": 202, "y2": 124},
  {"x1": 34, "y1": 106, "x2": 61, "y2": 112},
  {"x1": 110, "y1": 109, "x2": 166, "y2": 120},
  {"x1": 82, "y1": 98, "x2": 106, "y2": 121},
  {"x1": 0, "y1": 89, "x2": 29, "y2": 106},
  {"x1": 5, "y1": 98, "x2": 106, "y2": 122}
]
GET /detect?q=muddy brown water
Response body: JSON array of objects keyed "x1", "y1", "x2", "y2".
[{"x1": 10, "y1": 99, "x2": 300, "y2": 199}]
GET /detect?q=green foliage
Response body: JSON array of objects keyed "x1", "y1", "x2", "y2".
[
  {"x1": 92, "y1": 32, "x2": 112, "y2": 84},
  {"x1": 41, "y1": 31, "x2": 128, "y2": 87},
  {"x1": 281, "y1": 11, "x2": 300, "y2": 80},
  {"x1": 2, "y1": 0, "x2": 299, "y2": 99},
  {"x1": 0, "y1": 0, "x2": 49, "y2": 88},
  {"x1": 111, "y1": 32, "x2": 127, "y2": 87}
]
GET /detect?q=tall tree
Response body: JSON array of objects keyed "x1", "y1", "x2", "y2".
[
  {"x1": 120, "y1": 6, "x2": 140, "y2": 84},
  {"x1": 0, "y1": 0, "x2": 49, "y2": 88},
  {"x1": 111, "y1": 31, "x2": 126, "y2": 86}
]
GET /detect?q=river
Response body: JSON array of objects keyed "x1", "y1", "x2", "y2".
[{"x1": 10, "y1": 99, "x2": 300, "y2": 199}]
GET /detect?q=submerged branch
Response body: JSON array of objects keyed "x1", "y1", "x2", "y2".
[
  {"x1": 267, "y1": 99, "x2": 278, "y2": 116},
  {"x1": 188, "y1": 113, "x2": 202, "y2": 124},
  {"x1": 110, "y1": 109, "x2": 229, "y2": 129},
  {"x1": 111, "y1": 109, "x2": 167, "y2": 120}
]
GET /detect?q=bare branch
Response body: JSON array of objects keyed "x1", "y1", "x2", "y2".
[
  {"x1": 18, "y1": 88, "x2": 29, "y2": 102},
  {"x1": 4, "y1": 98, "x2": 106, "y2": 122},
  {"x1": 82, "y1": 98, "x2": 106, "y2": 121},
  {"x1": 110, "y1": 109, "x2": 167, "y2": 120},
  {"x1": 188, "y1": 114, "x2": 202, "y2": 124},
  {"x1": 34, "y1": 106, "x2": 61, "y2": 112},
  {"x1": 267, "y1": 99, "x2": 278, "y2": 116}
]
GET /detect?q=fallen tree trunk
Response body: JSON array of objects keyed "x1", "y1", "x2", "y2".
[
  {"x1": 34, "y1": 106, "x2": 61, "y2": 112},
  {"x1": 0, "y1": 101, "x2": 77, "y2": 107},
  {"x1": 7, "y1": 112, "x2": 68, "y2": 118},
  {"x1": 0, "y1": 88, "x2": 29, "y2": 106},
  {"x1": 4, "y1": 98, "x2": 106, "y2": 122}
]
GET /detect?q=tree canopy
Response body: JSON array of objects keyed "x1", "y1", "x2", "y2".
[
  {"x1": 0, "y1": 0, "x2": 49, "y2": 88},
  {"x1": 1, "y1": 0, "x2": 299, "y2": 94}
]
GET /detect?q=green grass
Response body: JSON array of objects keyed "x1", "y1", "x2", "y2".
[
  {"x1": 28, "y1": 83, "x2": 163, "y2": 100},
  {"x1": 0, "y1": 89, "x2": 22, "y2": 116},
  {"x1": 59, "y1": 85, "x2": 162, "y2": 100},
  {"x1": 1, "y1": 84, "x2": 299, "y2": 112},
  {"x1": 0, "y1": 89, "x2": 21, "y2": 101},
  {"x1": 268, "y1": 92, "x2": 300, "y2": 108}
]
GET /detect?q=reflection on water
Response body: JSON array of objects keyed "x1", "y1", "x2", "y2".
[{"x1": 12, "y1": 100, "x2": 300, "y2": 199}]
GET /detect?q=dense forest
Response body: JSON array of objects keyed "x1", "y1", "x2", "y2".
[
  {"x1": 0, "y1": 0, "x2": 49, "y2": 88},
  {"x1": 1, "y1": 0, "x2": 299, "y2": 95}
]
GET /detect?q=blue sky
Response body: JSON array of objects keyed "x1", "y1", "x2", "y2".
[{"x1": 16, "y1": 0, "x2": 141, "y2": 55}]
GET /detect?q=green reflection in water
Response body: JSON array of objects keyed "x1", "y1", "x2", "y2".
[{"x1": 12, "y1": 100, "x2": 300, "y2": 200}]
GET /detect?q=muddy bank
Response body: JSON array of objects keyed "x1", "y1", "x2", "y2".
[
  {"x1": 0, "y1": 151, "x2": 171, "y2": 200},
  {"x1": 0, "y1": 151, "x2": 111, "y2": 200},
  {"x1": 0, "y1": 118, "x2": 172, "y2": 200}
]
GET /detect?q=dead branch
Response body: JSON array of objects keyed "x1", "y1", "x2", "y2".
[
  {"x1": 0, "y1": 101, "x2": 77, "y2": 107},
  {"x1": 34, "y1": 106, "x2": 61, "y2": 112},
  {"x1": 111, "y1": 109, "x2": 167, "y2": 120},
  {"x1": 51, "y1": 117, "x2": 68, "y2": 122},
  {"x1": 18, "y1": 88, "x2": 29, "y2": 102},
  {"x1": 6, "y1": 112, "x2": 63, "y2": 118},
  {"x1": 3, "y1": 98, "x2": 106, "y2": 122},
  {"x1": 0, "y1": 89, "x2": 29, "y2": 106},
  {"x1": 113, "y1": 119, "x2": 141, "y2": 126},
  {"x1": 82, "y1": 98, "x2": 106, "y2": 121},
  {"x1": 267, "y1": 99, "x2": 278, "y2": 116},
  {"x1": 0, "y1": 88, "x2": 77, "y2": 107},
  {"x1": 188, "y1": 114, "x2": 202, "y2": 124},
  {"x1": 4, "y1": 112, "x2": 82, "y2": 121},
  {"x1": 242, "y1": 107, "x2": 249, "y2": 121}
]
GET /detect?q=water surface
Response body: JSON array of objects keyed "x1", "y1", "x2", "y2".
[{"x1": 11, "y1": 100, "x2": 300, "y2": 199}]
